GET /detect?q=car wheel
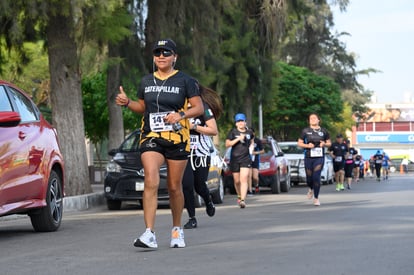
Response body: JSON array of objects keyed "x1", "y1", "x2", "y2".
[
  {"x1": 271, "y1": 174, "x2": 281, "y2": 194},
  {"x1": 30, "y1": 170, "x2": 63, "y2": 232},
  {"x1": 107, "y1": 199, "x2": 122, "y2": 210},
  {"x1": 281, "y1": 172, "x2": 291, "y2": 192},
  {"x1": 212, "y1": 176, "x2": 224, "y2": 204}
]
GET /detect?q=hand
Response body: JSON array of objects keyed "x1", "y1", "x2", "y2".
[
  {"x1": 163, "y1": 112, "x2": 181, "y2": 124},
  {"x1": 239, "y1": 133, "x2": 245, "y2": 142},
  {"x1": 320, "y1": 141, "x2": 325, "y2": 147},
  {"x1": 308, "y1": 143, "x2": 315, "y2": 149},
  {"x1": 115, "y1": 86, "x2": 129, "y2": 106}
]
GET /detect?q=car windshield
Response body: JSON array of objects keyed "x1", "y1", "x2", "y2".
[
  {"x1": 280, "y1": 144, "x2": 304, "y2": 154},
  {"x1": 120, "y1": 132, "x2": 140, "y2": 152}
]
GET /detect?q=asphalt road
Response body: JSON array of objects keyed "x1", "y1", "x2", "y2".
[{"x1": 1, "y1": 174, "x2": 413, "y2": 275}]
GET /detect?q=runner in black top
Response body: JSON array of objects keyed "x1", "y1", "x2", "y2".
[
  {"x1": 225, "y1": 113, "x2": 254, "y2": 208},
  {"x1": 329, "y1": 134, "x2": 348, "y2": 192},
  {"x1": 373, "y1": 150, "x2": 384, "y2": 181},
  {"x1": 298, "y1": 113, "x2": 331, "y2": 206},
  {"x1": 182, "y1": 85, "x2": 223, "y2": 229},
  {"x1": 345, "y1": 144, "x2": 358, "y2": 189},
  {"x1": 116, "y1": 39, "x2": 203, "y2": 249},
  {"x1": 249, "y1": 129, "x2": 264, "y2": 195}
]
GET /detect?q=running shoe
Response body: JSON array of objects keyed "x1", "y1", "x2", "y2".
[
  {"x1": 307, "y1": 189, "x2": 313, "y2": 199},
  {"x1": 184, "y1": 217, "x2": 197, "y2": 229},
  {"x1": 340, "y1": 183, "x2": 345, "y2": 191},
  {"x1": 247, "y1": 191, "x2": 253, "y2": 197},
  {"x1": 335, "y1": 184, "x2": 341, "y2": 192},
  {"x1": 170, "y1": 227, "x2": 185, "y2": 248},
  {"x1": 134, "y1": 228, "x2": 158, "y2": 249},
  {"x1": 239, "y1": 200, "x2": 246, "y2": 208},
  {"x1": 313, "y1": 199, "x2": 321, "y2": 206},
  {"x1": 206, "y1": 201, "x2": 215, "y2": 217}
]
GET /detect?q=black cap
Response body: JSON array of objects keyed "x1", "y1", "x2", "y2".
[
  {"x1": 152, "y1": 39, "x2": 177, "y2": 53},
  {"x1": 336, "y1": 134, "x2": 343, "y2": 138}
]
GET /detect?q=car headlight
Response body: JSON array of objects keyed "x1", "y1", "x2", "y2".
[
  {"x1": 106, "y1": 160, "x2": 121, "y2": 173},
  {"x1": 260, "y1": 162, "x2": 270, "y2": 170}
]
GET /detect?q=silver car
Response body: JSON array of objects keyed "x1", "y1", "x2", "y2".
[{"x1": 278, "y1": 141, "x2": 334, "y2": 186}]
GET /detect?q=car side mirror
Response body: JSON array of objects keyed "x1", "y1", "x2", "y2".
[
  {"x1": 0, "y1": 111, "x2": 21, "y2": 127},
  {"x1": 108, "y1": 148, "x2": 118, "y2": 156},
  {"x1": 277, "y1": 152, "x2": 284, "y2": 156}
]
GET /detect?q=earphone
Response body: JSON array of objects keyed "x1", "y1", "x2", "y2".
[{"x1": 174, "y1": 57, "x2": 177, "y2": 62}]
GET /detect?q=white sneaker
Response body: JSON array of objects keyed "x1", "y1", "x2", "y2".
[
  {"x1": 134, "y1": 228, "x2": 158, "y2": 249},
  {"x1": 170, "y1": 227, "x2": 185, "y2": 248}
]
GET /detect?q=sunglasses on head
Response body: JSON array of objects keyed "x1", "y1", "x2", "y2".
[{"x1": 153, "y1": 49, "x2": 174, "y2": 57}]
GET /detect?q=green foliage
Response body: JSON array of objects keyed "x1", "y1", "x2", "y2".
[
  {"x1": 82, "y1": 72, "x2": 141, "y2": 141},
  {"x1": 265, "y1": 62, "x2": 343, "y2": 140},
  {"x1": 82, "y1": 73, "x2": 109, "y2": 145}
]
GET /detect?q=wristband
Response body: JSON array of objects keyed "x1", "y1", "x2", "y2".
[{"x1": 123, "y1": 99, "x2": 130, "y2": 108}]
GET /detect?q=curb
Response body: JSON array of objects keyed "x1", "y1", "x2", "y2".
[{"x1": 63, "y1": 191, "x2": 105, "y2": 212}]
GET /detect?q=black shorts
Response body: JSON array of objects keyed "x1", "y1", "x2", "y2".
[
  {"x1": 230, "y1": 159, "x2": 252, "y2": 172},
  {"x1": 140, "y1": 137, "x2": 189, "y2": 160},
  {"x1": 251, "y1": 159, "x2": 260, "y2": 169},
  {"x1": 333, "y1": 161, "x2": 345, "y2": 172}
]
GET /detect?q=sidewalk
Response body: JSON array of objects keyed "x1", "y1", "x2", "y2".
[{"x1": 63, "y1": 184, "x2": 105, "y2": 212}]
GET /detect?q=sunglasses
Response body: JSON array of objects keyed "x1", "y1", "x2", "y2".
[
  {"x1": 236, "y1": 120, "x2": 245, "y2": 122},
  {"x1": 153, "y1": 49, "x2": 174, "y2": 57}
]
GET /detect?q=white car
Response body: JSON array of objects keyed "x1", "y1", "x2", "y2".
[{"x1": 278, "y1": 141, "x2": 334, "y2": 186}]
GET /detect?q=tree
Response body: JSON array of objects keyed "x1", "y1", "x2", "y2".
[
  {"x1": 265, "y1": 62, "x2": 343, "y2": 140},
  {"x1": 0, "y1": 0, "x2": 131, "y2": 195}
]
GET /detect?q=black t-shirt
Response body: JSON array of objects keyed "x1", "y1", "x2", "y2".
[
  {"x1": 347, "y1": 147, "x2": 358, "y2": 159},
  {"x1": 300, "y1": 127, "x2": 330, "y2": 158},
  {"x1": 226, "y1": 128, "x2": 254, "y2": 163},
  {"x1": 373, "y1": 153, "x2": 384, "y2": 164},
  {"x1": 189, "y1": 102, "x2": 214, "y2": 157},
  {"x1": 137, "y1": 71, "x2": 200, "y2": 144},
  {"x1": 329, "y1": 142, "x2": 348, "y2": 162}
]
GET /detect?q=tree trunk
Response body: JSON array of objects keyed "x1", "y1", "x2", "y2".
[
  {"x1": 106, "y1": 42, "x2": 125, "y2": 151},
  {"x1": 47, "y1": 11, "x2": 92, "y2": 196}
]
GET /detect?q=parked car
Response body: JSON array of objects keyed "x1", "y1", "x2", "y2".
[
  {"x1": 278, "y1": 141, "x2": 334, "y2": 185},
  {"x1": 222, "y1": 136, "x2": 291, "y2": 194},
  {"x1": 0, "y1": 80, "x2": 65, "y2": 232},
  {"x1": 104, "y1": 129, "x2": 224, "y2": 210},
  {"x1": 389, "y1": 158, "x2": 414, "y2": 173}
]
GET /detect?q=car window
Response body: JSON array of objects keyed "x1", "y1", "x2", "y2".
[
  {"x1": 7, "y1": 87, "x2": 38, "y2": 122},
  {"x1": 0, "y1": 86, "x2": 13, "y2": 111},
  {"x1": 120, "y1": 133, "x2": 140, "y2": 152},
  {"x1": 280, "y1": 144, "x2": 304, "y2": 154},
  {"x1": 262, "y1": 143, "x2": 273, "y2": 157}
]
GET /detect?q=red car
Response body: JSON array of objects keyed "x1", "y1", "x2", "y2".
[
  {"x1": 0, "y1": 80, "x2": 65, "y2": 232},
  {"x1": 222, "y1": 136, "x2": 291, "y2": 194}
]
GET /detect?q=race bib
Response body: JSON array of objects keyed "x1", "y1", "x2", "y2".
[
  {"x1": 335, "y1": 156, "x2": 343, "y2": 162},
  {"x1": 149, "y1": 111, "x2": 174, "y2": 132},
  {"x1": 190, "y1": 134, "x2": 199, "y2": 149},
  {"x1": 376, "y1": 159, "x2": 382, "y2": 164},
  {"x1": 354, "y1": 160, "x2": 360, "y2": 165},
  {"x1": 310, "y1": 147, "x2": 323, "y2": 158}
]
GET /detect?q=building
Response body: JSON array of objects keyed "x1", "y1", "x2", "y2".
[{"x1": 352, "y1": 103, "x2": 414, "y2": 161}]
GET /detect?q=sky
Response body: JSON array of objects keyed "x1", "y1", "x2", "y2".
[{"x1": 332, "y1": 0, "x2": 414, "y2": 104}]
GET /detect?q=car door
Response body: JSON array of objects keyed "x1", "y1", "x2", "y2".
[
  {"x1": 0, "y1": 85, "x2": 43, "y2": 206},
  {"x1": 273, "y1": 140, "x2": 288, "y2": 181},
  {"x1": 0, "y1": 85, "x2": 30, "y2": 208}
]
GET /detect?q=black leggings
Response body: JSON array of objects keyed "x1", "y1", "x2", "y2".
[
  {"x1": 182, "y1": 156, "x2": 211, "y2": 218},
  {"x1": 304, "y1": 157, "x2": 324, "y2": 199},
  {"x1": 375, "y1": 164, "x2": 382, "y2": 178}
]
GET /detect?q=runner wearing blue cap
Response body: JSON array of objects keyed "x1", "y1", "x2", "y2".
[{"x1": 225, "y1": 113, "x2": 254, "y2": 208}]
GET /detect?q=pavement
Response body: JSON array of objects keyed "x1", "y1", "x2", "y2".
[{"x1": 63, "y1": 184, "x2": 105, "y2": 212}]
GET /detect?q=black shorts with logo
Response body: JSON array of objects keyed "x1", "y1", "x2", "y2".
[{"x1": 140, "y1": 137, "x2": 189, "y2": 160}]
